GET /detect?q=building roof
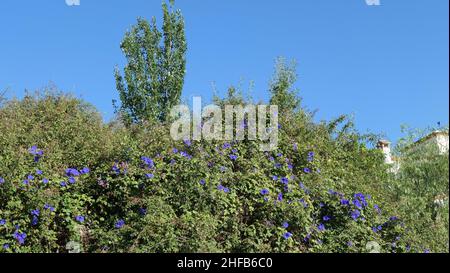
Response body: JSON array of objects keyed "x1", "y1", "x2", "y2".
[{"x1": 415, "y1": 130, "x2": 448, "y2": 145}]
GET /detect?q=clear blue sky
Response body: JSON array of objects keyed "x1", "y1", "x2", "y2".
[{"x1": 1, "y1": 0, "x2": 448, "y2": 142}]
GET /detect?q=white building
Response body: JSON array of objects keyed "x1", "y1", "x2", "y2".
[
  {"x1": 377, "y1": 130, "x2": 449, "y2": 173},
  {"x1": 415, "y1": 130, "x2": 449, "y2": 155}
]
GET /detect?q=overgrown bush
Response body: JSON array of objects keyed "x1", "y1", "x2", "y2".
[
  {"x1": 0, "y1": 89, "x2": 428, "y2": 253},
  {"x1": 385, "y1": 126, "x2": 449, "y2": 253}
]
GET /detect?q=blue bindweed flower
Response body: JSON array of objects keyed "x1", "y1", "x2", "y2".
[
  {"x1": 317, "y1": 224, "x2": 326, "y2": 231},
  {"x1": 304, "y1": 234, "x2": 311, "y2": 242},
  {"x1": 307, "y1": 152, "x2": 315, "y2": 162},
  {"x1": 141, "y1": 156, "x2": 155, "y2": 168},
  {"x1": 29, "y1": 146, "x2": 42, "y2": 155},
  {"x1": 13, "y1": 231, "x2": 26, "y2": 245},
  {"x1": 2, "y1": 244, "x2": 9, "y2": 249},
  {"x1": 115, "y1": 219, "x2": 125, "y2": 229},
  {"x1": 222, "y1": 143, "x2": 231, "y2": 149},
  {"x1": 347, "y1": 241, "x2": 354, "y2": 247},
  {"x1": 172, "y1": 148, "x2": 179, "y2": 154},
  {"x1": 27, "y1": 174, "x2": 34, "y2": 181},
  {"x1": 351, "y1": 210, "x2": 361, "y2": 221},
  {"x1": 272, "y1": 175, "x2": 278, "y2": 181},
  {"x1": 75, "y1": 215, "x2": 85, "y2": 223},
  {"x1": 260, "y1": 189, "x2": 269, "y2": 195},
  {"x1": 36, "y1": 170, "x2": 43, "y2": 175},
  {"x1": 0, "y1": 177, "x2": 4, "y2": 185},
  {"x1": 199, "y1": 179, "x2": 206, "y2": 186},
  {"x1": 31, "y1": 216, "x2": 39, "y2": 226},
  {"x1": 29, "y1": 146, "x2": 44, "y2": 162},
  {"x1": 68, "y1": 177, "x2": 76, "y2": 184},
  {"x1": 217, "y1": 184, "x2": 230, "y2": 193},
  {"x1": 274, "y1": 163, "x2": 282, "y2": 168},
  {"x1": 283, "y1": 232, "x2": 293, "y2": 239},
  {"x1": 299, "y1": 198, "x2": 308, "y2": 208},
  {"x1": 389, "y1": 216, "x2": 399, "y2": 221},
  {"x1": 42, "y1": 178, "x2": 49, "y2": 184},
  {"x1": 139, "y1": 208, "x2": 147, "y2": 216},
  {"x1": 112, "y1": 164, "x2": 120, "y2": 174},
  {"x1": 0, "y1": 219, "x2": 6, "y2": 225},
  {"x1": 31, "y1": 209, "x2": 40, "y2": 217},
  {"x1": 281, "y1": 177, "x2": 289, "y2": 185},
  {"x1": 180, "y1": 151, "x2": 192, "y2": 159},
  {"x1": 303, "y1": 168, "x2": 311, "y2": 174},
  {"x1": 145, "y1": 173, "x2": 154, "y2": 179},
  {"x1": 277, "y1": 193, "x2": 283, "y2": 202},
  {"x1": 282, "y1": 222, "x2": 289, "y2": 229},
  {"x1": 340, "y1": 199, "x2": 350, "y2": 206},
  {"x1": 229, "y1": 154, "x2": 238, "y2": 161},
  {"x1": 293, "y1": 143, "x2": 298, "y2": 151},
  {"x1": 374, "y1": 204, "x2": 381, "y2": 214},
  {"x1": 372, "y1": 225, "x2": 382, "y2": 233},
  {"x1": 183, "y1": 139, "x2": 192, "y2": 147},
  {"x1": 44, "y1": 204, "x2": 55, "y2": 212},
  {"x1": 80, "y1": 167, "x2": 90, "y2": 175},
  {"x1": 60, "y1": 181, "x2": 67, "y2": 187},
  {"x1": 287, "y1": 164, "x2": 293, "y2": 170},
  {"x1": 353, "y1": 193, "x2": 368, "y2": 207},
  {"x1": 323, "y1": 216, "x2": 331, "y2": 221},
  {"x1": 353, "y1": 199, "x2": 363, "y2": 209},
  {"x1": 65, "y1": 168, "x2": 80, "y2": 177}
]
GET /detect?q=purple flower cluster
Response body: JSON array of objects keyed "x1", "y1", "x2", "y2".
[
  {"x1": 351, "y1": 209, "x2": 361, "y2": 221},
  {"x1": 217, "y1": 184, "x2": 230, "y2": 193},
  {"x1": 115, "y1": 219, "x2": 125, "y2": 229},
  {"x1": 141, "y1": 156, "x2": 154, "y2": 168},
  {"x1": 29, "y1": 146, "x2": 43, "y2": 162},
  {"x1": 307, "y1": 152, "x2": 315, "y2": 162},
  {"x1": 44, "y1": 204, "x2": 55, "y2": 212},
  {"x1": 372, "y1": 225, "x2": 383, "y2": 233},
  {"x1": 13, "y1": 230, "x2": 27, "y2": 245},
  {"x1": 75, "y1": 215, "x2": 85, "y2": 223},
  {"x1": 283, "y1": 232, "x2": 293, "y2": 239}
]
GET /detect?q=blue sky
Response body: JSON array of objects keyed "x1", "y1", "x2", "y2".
[{"x1": 0, "y1": 0, "x2": 448, "y2": 142}]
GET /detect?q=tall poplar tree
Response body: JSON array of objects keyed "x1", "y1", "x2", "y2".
[{"x1": 114, "y1": 0, "x2": 187, "y2": 124}]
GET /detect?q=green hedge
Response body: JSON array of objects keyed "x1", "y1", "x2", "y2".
[{"x1": 0, "y1": 91, "x2": 447, "y2": 253}]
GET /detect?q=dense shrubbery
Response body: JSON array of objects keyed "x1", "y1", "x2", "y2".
[
  {"x1": 2, "y1": 89, "x2": 444, "y2": 253},
  {"x1": 386, "y1": 127, "x2": 449, "y2": 253}
]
